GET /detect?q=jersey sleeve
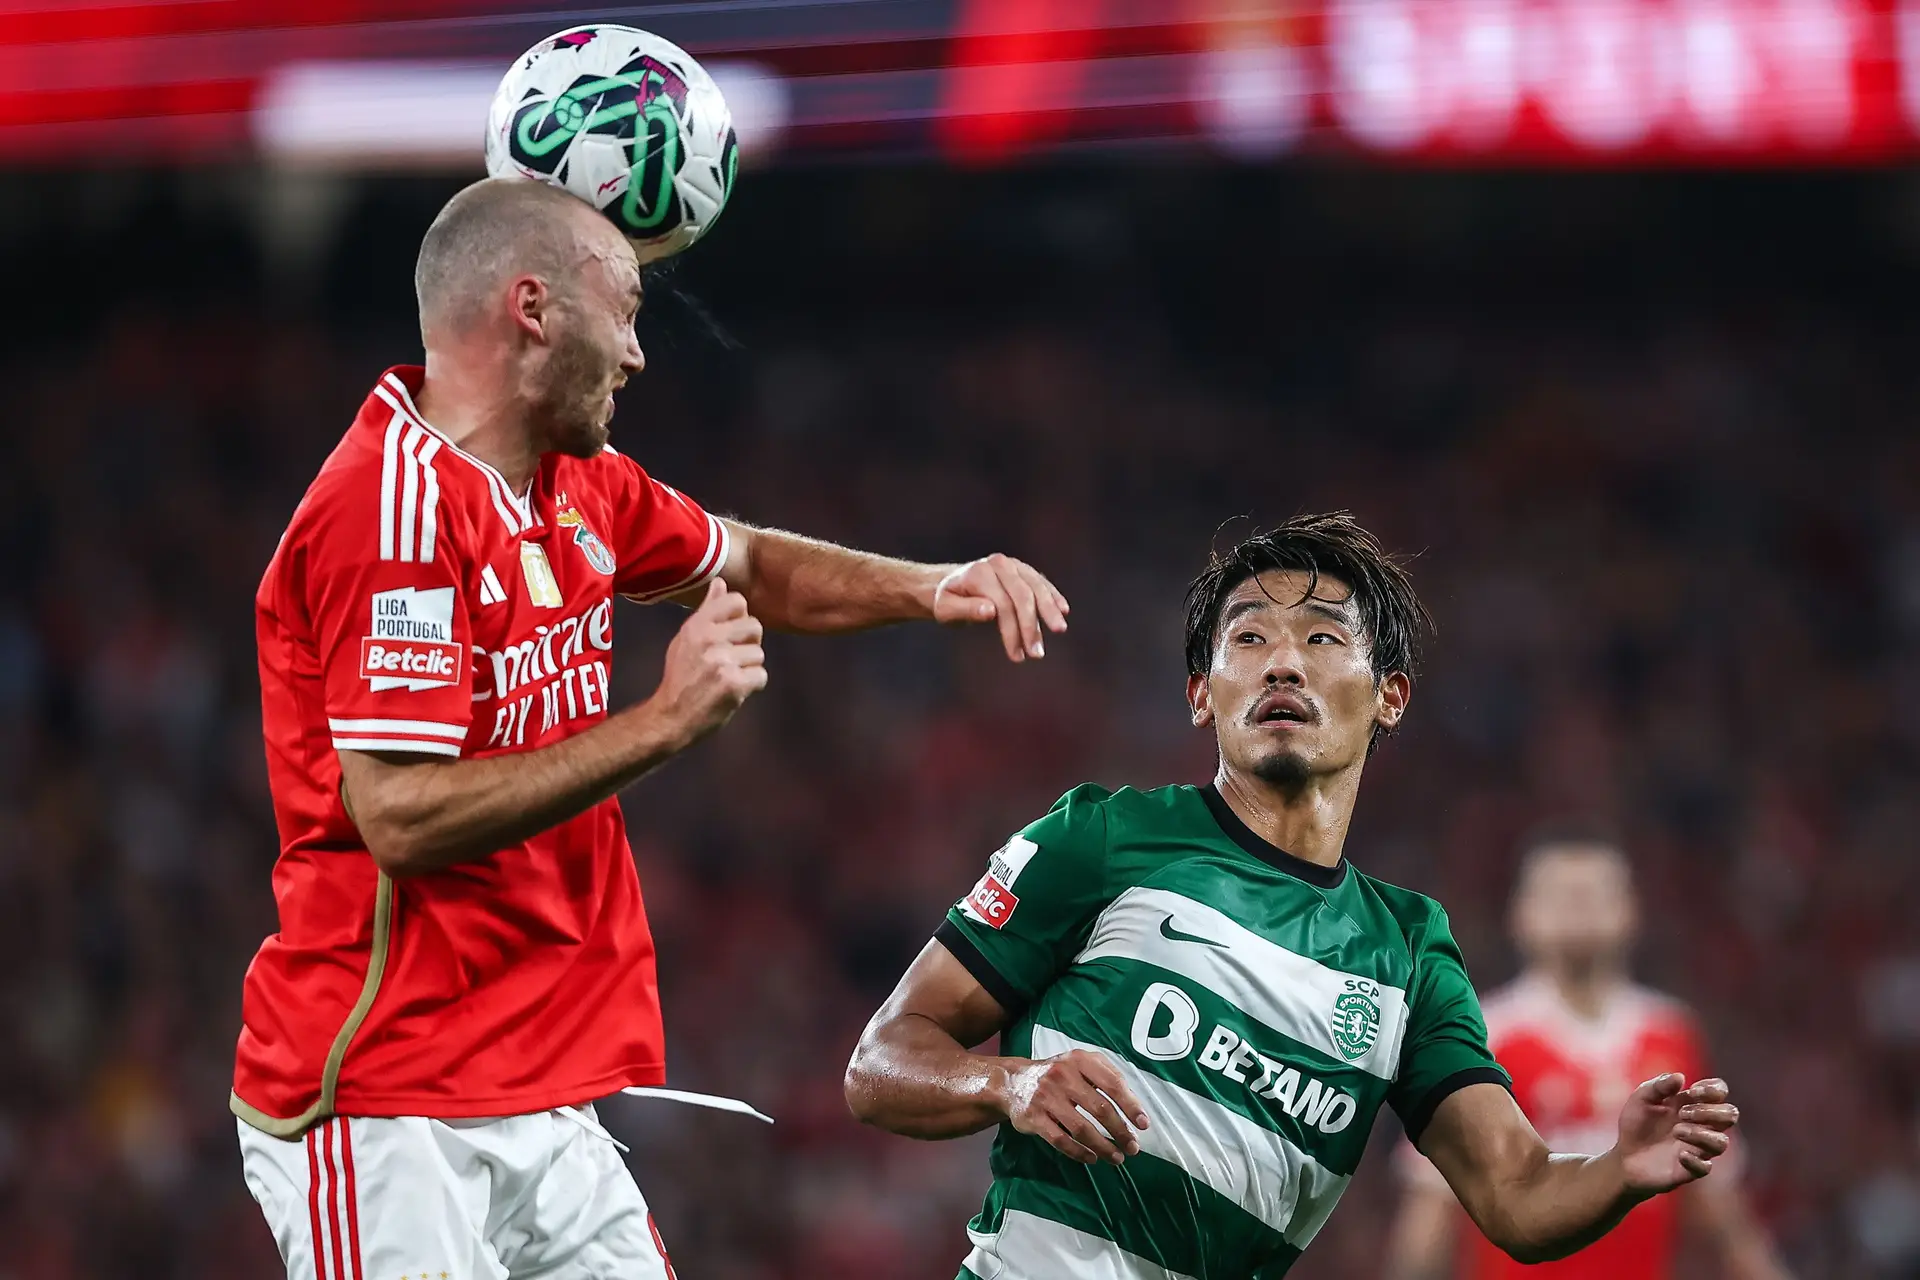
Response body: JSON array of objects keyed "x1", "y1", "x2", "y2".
[
  {"x1": 934, "y1": 785, "x2": 1114, "y2": 1016},
  {"x1": 1388, "y1": 903, "x2": 1510, "y2": 1146},
  {"x1": 301, "y1": 490, "x2": 475, "y2": 757},
  {"x1": 601, "y1": 448, "x2": 729, "y2": 602}
]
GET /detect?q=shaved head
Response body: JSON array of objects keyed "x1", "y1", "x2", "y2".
[
  {"x1": 415, "y1": 177, "x2": 622, "y2": 339},
  {"x1": 412, "y1": 177, "x2": 646, "y2": 459}
]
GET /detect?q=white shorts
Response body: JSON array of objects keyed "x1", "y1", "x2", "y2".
[{"x1": 237, "y1": 1107, "x2": 676, "y2": 1280}]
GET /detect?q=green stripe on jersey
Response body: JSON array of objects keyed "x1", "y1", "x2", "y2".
[{"x1": 945, "y1": 783, "x2": 1505, "y2": 1280}]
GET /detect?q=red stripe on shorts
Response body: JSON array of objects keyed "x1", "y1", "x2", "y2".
[
  {"x1": 322, "y1": 1120, "x2": 347, "y2": 1280},
  {"x1": 305, "y1": 1129, "x2": 328, "y2": 1280},
  {"x1": 340, "y1": 1118, "x2": 365, "y2": 1280}
]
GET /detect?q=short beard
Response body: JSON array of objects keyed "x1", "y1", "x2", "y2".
[
  {"x1": 1250, "y1": 749, "x2": 1313, "y2": 788},
  {"x1": 531, "y1": 321, "x2": 613, "y2": 459}
]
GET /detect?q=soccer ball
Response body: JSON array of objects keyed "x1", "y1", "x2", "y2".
[{"x1": 486, "y1": 25, "x2": 738, "y2": 263}]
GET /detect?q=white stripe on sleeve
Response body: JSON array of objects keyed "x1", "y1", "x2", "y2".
[
  {"x1": 397, "y1": 423, "x2": 426, "y2": 563},
  {"x1": 378, "y1": 414, "x2": 404, "y2": 562},
  {"x1": 416, "y1": 435, "x2": 442, "y2": 564},
  {"x1": 327, "y1": 718, "x2": 467, "y2": 739},
  {"x1": 331, "y1": 737, "x2": 463, "y2": 756}
]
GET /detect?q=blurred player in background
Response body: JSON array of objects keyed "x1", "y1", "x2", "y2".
[
  {"x1": 232, "y1": 177, "x2": 1069, "y2": 1280},
  {"x1": 1383, "y1": 834, "x2": 1792, "y2": 1280},
  {"x1": 845, "y1": 514, "x2": 1746, "y2": 1280}
]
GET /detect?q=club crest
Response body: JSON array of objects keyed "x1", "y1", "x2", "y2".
[
  {"x1": 1331, "y1": 984, "x2": 1381, "y2": 1061},
  {"x1": 556, "y1": 507, "x2": 617, "y2": 576}
]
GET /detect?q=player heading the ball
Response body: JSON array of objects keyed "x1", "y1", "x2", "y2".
[
  {"x1": 845, "y1": 513, "x2": 1748, "y2": 1280},
  {"x1": 232, "y1": 175, "x2": 1068, "y2": 1280}
]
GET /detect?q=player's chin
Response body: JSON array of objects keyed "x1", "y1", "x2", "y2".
[
  {"x1": 557, "y1": 415, "x2": 613, "y2": 459},
  {"x1": 1246, "y1": 743, "x2": 1314, "y2": 787}
]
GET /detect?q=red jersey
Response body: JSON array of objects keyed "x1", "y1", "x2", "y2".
[
  {"x1": 1461, "y1": 975, "x2": 1707, "y2": 1280},
  {"x1": 232, "y1": 367, "x2": 728, "y2": 1134}
]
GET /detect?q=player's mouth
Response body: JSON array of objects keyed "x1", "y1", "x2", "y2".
[{"x1": 1250, "y1": 690, "x2": 1316, "y2": 728}]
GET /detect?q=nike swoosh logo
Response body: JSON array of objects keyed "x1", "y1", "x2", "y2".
[{"x1": 1159, "y1": 914, "x2": 1228, "y2": 949}]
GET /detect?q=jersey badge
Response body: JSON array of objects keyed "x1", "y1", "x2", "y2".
[
  {"x1": 961, "y1": 835, "x2": 1041, "y2": 930},
  {"x1": 1331, "y1": 979, "x2": 1382, "y2": 1061},
  {"x1": 361, "y1": 586, "x2": 462, "y2": 691},
  {"x1": 556, "y1": 507, "x2": 617, "y2": 576},
  {"x1": 520, "y1": 541, "x2": 564, "y2": 608}
]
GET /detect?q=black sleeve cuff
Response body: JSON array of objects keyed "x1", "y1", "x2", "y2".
[
  {"x1": 1396, "y1": 1066, "x2": 1513, "y2": 1147},
  {"x1": 934, "y1": 919, "x2": 1029, "y2": 1020}
]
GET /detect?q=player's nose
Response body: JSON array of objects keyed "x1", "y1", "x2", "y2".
[
  {"x1": 1262, "y1": 644, "x2": 1306, "y2": 687},
  {"x1": 623, "y1": 339, "x2": 645, "y2": 375}
]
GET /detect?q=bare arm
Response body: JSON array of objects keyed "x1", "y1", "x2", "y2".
[
  {"x1": 1382, "y1": 1174, "x2": 1459, "y2": 1280},
  {"x1": 1682, "y1": 1169, "x2": 1795, "y2": 1280},
  {"x1": 340, "y1": 580, "x2": 764, "y2": 877},
  {"x1": 844, "y1": 940, "x2": 1152, "y2": 1165},
  {"x1": 705, "y1": 519, "x2": 1069, "y2": 662},
  {"x1": 1421, "y1": 1074, "x2": 1740, "y2": 1264}
]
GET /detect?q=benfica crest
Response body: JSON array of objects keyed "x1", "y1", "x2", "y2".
[{"x1": 556, "y1": 507, "x2": 617, "y2": 576}]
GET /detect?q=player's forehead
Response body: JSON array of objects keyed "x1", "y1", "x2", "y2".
[
  {"x1": 1218, "y1": 568, "x2": 1358, "y2": 626},
  {"x1": 569, "y1": 210, "x2": 640, "y2": 298}
]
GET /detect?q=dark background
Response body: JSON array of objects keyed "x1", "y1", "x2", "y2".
[{"x1": 1, "y1": 164, "x2": 1917, "y2": 1277}]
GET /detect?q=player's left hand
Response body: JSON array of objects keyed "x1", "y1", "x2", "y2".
[
  {"x1": 933, "y1": 554, "x2": 1070, "y2": 662},
  {"x1": 1614, "y1": 1074, "x2": 1739, "y2": 1196}
]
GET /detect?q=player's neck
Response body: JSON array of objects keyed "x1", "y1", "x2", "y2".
[
  {"x1": 1212, "y1": 763, "x2": 1357, "y2": 869},
  {"x1": 415, "y1": 354, "x2": 543, "y2": 496},
  {"x1": 1537, "y1": 961, "x2": 1626, "y2": 1022}
]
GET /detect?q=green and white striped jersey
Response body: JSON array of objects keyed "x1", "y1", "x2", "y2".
[{"x1": 936, "y1": 783, "x2": 1507, "y2": 1280}]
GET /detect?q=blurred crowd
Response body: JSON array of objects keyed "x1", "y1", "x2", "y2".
[{"x1": 0, "y1": 168, "x2": 1917, "y2": 1279}]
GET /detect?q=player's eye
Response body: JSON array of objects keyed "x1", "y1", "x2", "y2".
[
  {"x1": 1236, "y1": 630, "x2": 1263, "y2": 645},
  {"x1": 1308, "y1": 631, "x2": 1343, "y2": 645}
]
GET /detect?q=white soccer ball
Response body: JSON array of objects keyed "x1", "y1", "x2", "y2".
[{"x1": 486, "y1": 25, "x2": 738, "y2": 263}]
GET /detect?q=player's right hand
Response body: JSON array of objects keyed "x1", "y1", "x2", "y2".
[
  {"x1": 654, "y1": 579, "x2": 767, "y2": 745},
  {"x1": 1003, "y1": 1048, "x2": 1150, "y2": 1166}
]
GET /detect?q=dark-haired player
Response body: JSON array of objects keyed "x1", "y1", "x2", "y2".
[
  {"x1": 234, "y1": 177, "x2": 1068, "y2": 1280},
  {"x1": 845, "y1": 513, "x2": 1746, "y2": 1280},
  {"x1": 1385, "y1": 834, "x2": 1792, "y2": 1280}
]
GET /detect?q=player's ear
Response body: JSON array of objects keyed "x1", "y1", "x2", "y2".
[
  {"x1": 1375, "y1": 670, "x2": 1410, "y2": 734},
  {"x1": 506, "y1": 274, "x2": 550, "y2": 343},
  {"x1": 1187, "y1": 673, "x2": 1214, "y2": 729}
]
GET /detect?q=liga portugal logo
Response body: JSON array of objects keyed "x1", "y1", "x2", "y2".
[{"x1": 1331, "y1": 982, "x2": 1382, "y2": 1061}]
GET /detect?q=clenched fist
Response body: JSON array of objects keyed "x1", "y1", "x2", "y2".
[
  {"x1": 652, "y1": 579, "x2": 767, "y2": 747},
  {"x1": 1002, "y1": 1048, "x2": 1151, "y2": 1166}
]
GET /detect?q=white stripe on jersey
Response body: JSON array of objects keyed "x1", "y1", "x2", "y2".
[
  {"x1": 327, "y1": 718, "x2": 467, "y2": 739},
  {"x1": 1029, "y1": 1025, "x2": 1350, "y2": 1250},
  {"x1": 397, "y1": 423, "x2": 426, "y2": 562},
  {"x1": 416, "y1": 435, "x2": 442, "y2": 563},
  {"x1": 625, "y1": 513, "x2": 730, "y2": 603},
  {"x1": 331, "y1": 737, "x2": 463, "y2": 757},
  {"x1": 376, "y1": 374, "x2": 535, "y2": 536},
  {"x1": 378, "y1": 412, "x2": 447, "y2": 564},
  {"x1": 1075, "y1": 887, "x2": 1412, "y2": 1082},
  {"x1": 379, "y1": 413, "x2": 403, "y2": 561},
  {"x1": 964, "y1": 1210, "x2": 1194, "y2": 1280}
]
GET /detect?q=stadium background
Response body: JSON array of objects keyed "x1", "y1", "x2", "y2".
[{"x1": 4, "y1": 2, "x2": 1920, "y2": 1277}]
